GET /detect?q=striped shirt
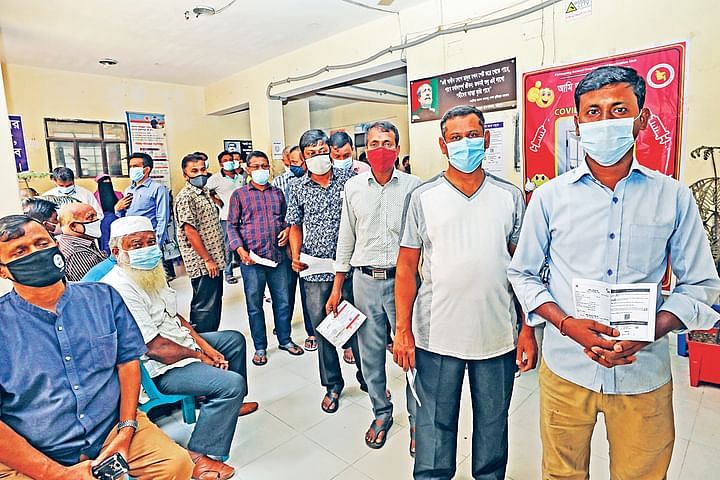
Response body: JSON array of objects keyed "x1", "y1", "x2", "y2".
[
  {"x1": 227, "y1": 183, "x2": 288, "y2": 265},
  {"x1": 272, "y1": 170, "x2": 298, "y2": 198},
  {"x1": 56, "y1": 234, "x2": 107, "y2": 281}
]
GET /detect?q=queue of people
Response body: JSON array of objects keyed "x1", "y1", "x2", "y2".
[{"x1": 1, "y1": 65, "x2": 720, "y2": 480}]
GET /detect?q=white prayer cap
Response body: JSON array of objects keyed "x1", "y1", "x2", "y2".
[{"x1": 110, "y1": 216, "x2": 154, "y2": 239}]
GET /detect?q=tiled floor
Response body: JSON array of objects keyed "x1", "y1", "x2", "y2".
[{"x1": 160, "y1": 273, "x2": 720, "y2": 479}]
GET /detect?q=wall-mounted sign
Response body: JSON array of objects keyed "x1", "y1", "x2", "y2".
[
  {"x1": 126, "y1": 112, "x2": 171, "y2": 188},
  {"x1": 9, "y1": 115, "x2": 28, "y2": 172}
]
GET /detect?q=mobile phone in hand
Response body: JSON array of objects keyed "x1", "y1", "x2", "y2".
[{"x1": 92, "y1": 452, "x2": 129, "y2": 479}]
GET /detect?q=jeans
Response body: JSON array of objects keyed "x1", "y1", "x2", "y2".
[
  {"x1": 154, "y1": 331, "x2": 247, "y2": 458},
  {"x1": 414, "y1": 348, "x2": 516, "y2": 480},
  {"x1": 219, "y1": 220, "x2": 237, "y2": 278},
  {"x1": 353, "y1": 269, "x2": 415, "y2": 426},
  {"x1": 190, "y1": 274, "x2": 223, "y2": 333},
  {"x1": 300, "y1": 278, "x2": 362, "y2": 392},
  {"x1": 239, "y1": 257, "x2": 293, "y2": 351},
  {"x1": 291, "y1": 269, "x2": 314, "y2": 337}
]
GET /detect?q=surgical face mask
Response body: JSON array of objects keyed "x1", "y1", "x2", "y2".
[
  {"x1": 126, "y1": 245, "x2": 163, "y2": 270},
  {"x1": 578, "y1": 116, "x2": 638, "y2": 167},
  {"x1": 367, "y1": 147, "x2": 397, "y2": 172},
  {"x1": 446, "y1": 137, "x2": 486, "y2": 173},
  {"x1": 129, "y1": 167, "x2": 145, "y2": 183},
  {"x1": 289, "y1": 165, "x2": 305, "y2": 178},
  {"x1": 4, "y1": 246, "x2": 66, "y2": 287},
  {"x1": 251, "y1": 169, "x2": 270, "y2": 185},
  {"x1": 77, "y1": 219, "x2": 102, "y2": 239},
  {"x1": 333, "y1": 158, "x2": 353, "y2": 170},
  {"x1": 58, "y1": 185, "x2": 76, "y2": 195},
  {"x1": 305, "y1": 154, "x2": 332, "y2": 175},
  {"x1": 188, "y1": 174, "x2": 209, "y2": 189},
  {"x1": 222, "y1": 161, "x2": 236, "y2": 172}
]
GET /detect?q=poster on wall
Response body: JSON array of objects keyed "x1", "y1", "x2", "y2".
[
  {"x1": 522, "y1": 42, "x2": 686, "y2": 194},
  {"x1": 483, "y1": 121, "x2": 506, "y2": 178},
  {"x1": 224, "y1": 139, "x2": 253, "y2": 160},
  {"x1": 9, "y1": 115, "x2": 28, "y2": 172},
  {"x1": 409, "y1": 58, "x2": 517, "y2": 123},
  {"x1": 126, "y1": 112, "x2": 171, "y2": 188}
]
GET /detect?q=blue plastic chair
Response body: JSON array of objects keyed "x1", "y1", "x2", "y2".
[{"x1": 139, "y1": 363, "x2": 197, "y2": 424}]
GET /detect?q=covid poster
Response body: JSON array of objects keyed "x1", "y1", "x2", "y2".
[
  {"x1": 522, "y1": 43, "x2": 686, "y2": 193},
  {"x1": 126, "y1": 112, "x2": 171, "y2": 188}
]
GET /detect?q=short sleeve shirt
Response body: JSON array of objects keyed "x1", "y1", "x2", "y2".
[
  {"x1": 400, "y1": 172, "x2": 525, "y2": 360},
  {"x1": 174, "y1": 183, "x2": 226, "y2": 279},
  {"x1": 286, "y1": 167, "x2": 354, "y2": 282},
  {"x1": 206, "y1": 171, "x2": 244, "y2": 220}
]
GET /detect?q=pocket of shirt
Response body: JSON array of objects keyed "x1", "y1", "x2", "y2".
[
  {"x1": 626, "y1": 224, "x2": 673, "y2": 273},
  {"x1": 91, "y1": 331, "x2": 118, "y2": 368}
]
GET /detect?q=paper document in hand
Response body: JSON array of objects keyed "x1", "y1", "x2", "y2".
[
  {"x1": 406, "y1": 368, "x2": 422, "y2": 407},
  {"x1": 298, "y1": 253, "x2": 335, "y2": 278},
  {"x1": 249, "y1": 251, "x2": 278, "y2": 268},
  {"x1": 315, "y1": 300, "x2": 367, "y2": 348},
  {"x1": 573, "y1": 278, "x2": 656, "y2": 341}
]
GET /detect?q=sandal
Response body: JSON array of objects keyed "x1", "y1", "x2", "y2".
[
  {"x1": 321, "y1": 390, "x2": 340, "y2": 414},
  {"x1": 365, "y1": 417, "x2": 394, "y2": 449},
  {"x1": 279, "y1": 342, "x2": 304, "y2": 356},
  {"x1": 252, "y1": 350, "x2": 267, "y2": 366},
  {"x1": 343, "y1": 348, "x2": 356, "y2": 364},
  {"x1": 190, "y1": 453, "x2": 235, "y2": 480},
  {"x1": 409, "y1": 426, "x2": 416, "y2": 458},
  {"x1": 304, "y1": 336, "x2": 318, "y2": 351}
]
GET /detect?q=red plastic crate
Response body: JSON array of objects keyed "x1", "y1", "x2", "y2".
[{"x1": 688, "y1": 328, "x2": 720, "y2": 387}]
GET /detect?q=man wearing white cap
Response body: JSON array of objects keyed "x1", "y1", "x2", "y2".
[{"x1": 101, "y1": 216, "x2": 257, "y2": 480}]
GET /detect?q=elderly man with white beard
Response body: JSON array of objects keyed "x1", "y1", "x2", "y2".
[{"x1": 101, "y1": 216, "x2": 257, "y2": 480}]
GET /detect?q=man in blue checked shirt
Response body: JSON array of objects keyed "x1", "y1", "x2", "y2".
[
  {"x1": 0, "y1": 215, "x2": 192, "y2": 479},
  {"x1": 508, "y1": 66, "x2": 720, "y2": 480}
]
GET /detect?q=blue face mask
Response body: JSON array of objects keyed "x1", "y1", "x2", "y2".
[
  {"x1": 446, "y1": 137, "x2": 486, "y2": 173},
  {"x1": 222, "y1": 161, "x2": 236, "y2": 172},
  {"x1": 333, "y1": 158, "x2": 353, "y2": 170},
  {"x1": 251, "y1": 169, "x2": 270, "y2": 185},
  {"x1": 126, "y1": 245, "x2": 163, "y2": 270},
  {"x1": 578, "y1": 117, "x2": 637, "y2": 166},
  {"x1": 289, "y1": 165, "x2": 305, "y2": 178},
  {"x1": 129, "y1": 167, "x2": 145, "y2": 183},
  {"x1": 58, "y1": 185, "x2": 76, "y2": 195}
]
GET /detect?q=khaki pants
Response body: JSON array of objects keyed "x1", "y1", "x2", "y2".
[
  {"x1": 539, "y1": 362, "x2": 674, "y2": 480},
  {"x1": 0, "y1": 411, "x2": 193, "y2": 480}
]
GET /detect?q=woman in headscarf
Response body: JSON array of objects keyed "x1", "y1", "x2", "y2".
[{"x1": 94, "y1": 173, "x2": 123, "y2": 254}]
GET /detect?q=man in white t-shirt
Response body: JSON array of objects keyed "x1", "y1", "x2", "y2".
[
  {"x1": 44, "y1": 166, "x2": 103, "y2": 218},
  {"x1": 207, "y1": 150, "x2": 245, "y2": 284},
  {"x1": 394, "y1": 105, "x2": 538, "y2": 480}
]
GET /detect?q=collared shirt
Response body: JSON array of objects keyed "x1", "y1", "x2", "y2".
[
  {"x1": 508, "y1": 158, "x2": 720, "y2": 395},
  {"x1": 206, "y1": 171, "x2": 244, "y2": 220},
  {"x1": 43, "y1": 185, "x2": 104, "y2": 219},
  {"x1": 400, "y1": 172, "x2": 525, "y2": 360},
  {"x1": 57, "y1": 234, "x2": 107, "y2": 281},
  {"x1": 123, "y1": 178, "x2": 170, "y2": 245},
  {"x1": 227, "y1": 183, "x2": 288, "y2": 265},
  {"x1": 174, "y1": 183, "x2": 226, "y2": 279},
  {"x1": 286, "y1": 167, "x2": 355, "y2": 282},
  {"x1": 335, "y1": 169, "x2": 422, "y2": 272},
  {"x1": 102, "y1": 266, "x2": 199, "y2": 378},
  {"x1": 272, "y1": 170, "x2": 302, "y2": 199},
  {"x1": 0, "y1": 283, "x2": 146, "y2": 465}
]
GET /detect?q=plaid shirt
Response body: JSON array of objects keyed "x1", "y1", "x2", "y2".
[{"x1": 227, "y1": 183, "x2": 288, "y2": 265}]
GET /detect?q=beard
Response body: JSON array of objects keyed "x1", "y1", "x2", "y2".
[{"x1": 118, "y1": 258, "x2": 168, "y2": 294}]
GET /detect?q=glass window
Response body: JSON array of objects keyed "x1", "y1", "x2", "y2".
[
  {"x1": 102, "y1": 123, "x2": 127, "y2": 141},
  {"x1": 78, "y1": 142, "x2": 103, "y2": 177},
  {"x1": 46, "y1": 120, "x2": 101, "y2": 139},
  {"x1": 48, "y1": 141, "x2": 76, "y2": 173},
  {"x1": 106, "y1": 143, "x2": 128, "y2": 176}
]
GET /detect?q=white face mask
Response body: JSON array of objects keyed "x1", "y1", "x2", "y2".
[
  {"x1": 578, "y1": 116, "x2": 638, "y2": 167},
  {"x1": 79, "y1": 219, "x2": 102, "y2": 239},
  {"x1": 305, "y1": 154, "x2": 332, "y2": 175}
]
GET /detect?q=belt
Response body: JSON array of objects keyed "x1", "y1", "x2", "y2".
[{"x1": 359, "y1": 266, "x2": 396, "y2": 280}]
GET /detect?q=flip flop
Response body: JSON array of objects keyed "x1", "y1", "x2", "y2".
[
  {"x1": 343, "y1": 348, "x2": 356, "y2": 364},
  {"x1": 252, "y1": 350, "x2": 267, "y2": 366},
  {"x1": 365, "y1": 417, "x2": 394, "y2": 449},
  {"x1": 304, "y1": 336, "x2": 318, "y2": 351},
  {"x1": 279, "y1": 342, "x2": 304, "y2": 356},
  {"x1": 321, "y1": 390, "x2": 340, "y2": 414}
]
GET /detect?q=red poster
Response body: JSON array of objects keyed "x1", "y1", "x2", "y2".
[{"x1": 522, "y1": 43, "x2": 686, "y2": 193}]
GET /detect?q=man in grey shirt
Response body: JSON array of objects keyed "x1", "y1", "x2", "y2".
[{"x1": 327, "y1": 121, "x2": 421, "y2": 453}]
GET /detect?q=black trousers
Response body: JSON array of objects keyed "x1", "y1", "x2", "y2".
[{"x1": 190, "y1": 274, "x2": 224, "y2": 333}]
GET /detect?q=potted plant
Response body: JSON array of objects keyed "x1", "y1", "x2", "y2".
[{"x1": 17, "y1": 170, "x2": 50, "y2": 191}]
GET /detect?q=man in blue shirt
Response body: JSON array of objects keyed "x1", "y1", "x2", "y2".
[
  {"x1": 115, "y1": 152, "x2": 170, "y2": 246},
  {"x1": 0, "y1": 215, "x2": 192, "y2": 479},
  {"x1": 508, "y1": 66, "x2": 720, "y2": 479}
]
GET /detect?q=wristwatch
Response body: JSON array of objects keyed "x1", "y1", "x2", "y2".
[{"x1": 117, "y1": 419, "x2": 138, "y2": 432}]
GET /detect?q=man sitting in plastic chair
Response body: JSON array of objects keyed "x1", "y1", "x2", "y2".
[{"x1": 101, "y1": 216, "x2": 258, "y2": 480}]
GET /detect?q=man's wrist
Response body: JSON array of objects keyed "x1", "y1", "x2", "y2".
[{"x1": 117, "y1": 419, "x2": 138, "y2": 433}]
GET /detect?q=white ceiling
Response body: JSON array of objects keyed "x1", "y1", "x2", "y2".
[
  {"x1": 307, "y1": 72, "x2": 408, "y2": 111},
  {"x1": 0, "y1": 0, "x2": 425, "y2": 86}
]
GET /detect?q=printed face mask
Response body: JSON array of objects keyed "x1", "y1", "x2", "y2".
[
  {"x1": 305, "y1": 154, "x2": 332, "y2": 175},
  {"x1": 446, "y1": 137, "x2": 485, "y2": 173},
  {"x1": 578, "y1": 116, "x2": 638, "y2": 166},
  {"x1": 4, "y1": 246, "x2": 66, "y2": 287}
]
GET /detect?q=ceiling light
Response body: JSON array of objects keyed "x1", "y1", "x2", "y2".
[
  {"x1": 184, "y1": 0, "x2": 238, "y2": 19},
  {"x1": 98, "y1": 58, "x2": 118, "y2": 68}
]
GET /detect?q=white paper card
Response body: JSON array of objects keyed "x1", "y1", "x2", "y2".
[
  {"x1": 315, "y1": 300, "x2": 367, "y2": 349},
  {"x1": 406, "y1": 368, "x2": 422, "y2": 407},
  {"x1": 298, "y1": 253, "x2": 335, "y2": 278},
  {"x1": 572, "y1": 278, "x2": 656, "y2": 341},
  {"x1": 249, "y1": 251, "x2": 278, "y2": 268}
]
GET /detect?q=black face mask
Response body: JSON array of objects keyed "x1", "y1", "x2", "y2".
[
  {"x1": 4, "y1": 246, "x2": 66, "y2": 287},
  {"x1": 188, "y1": 174, "x2": 209, "y2": 189}
]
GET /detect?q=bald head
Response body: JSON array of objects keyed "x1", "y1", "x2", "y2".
[{"x1": 59, "y1": 203, "x2": 98, "y2": 236}]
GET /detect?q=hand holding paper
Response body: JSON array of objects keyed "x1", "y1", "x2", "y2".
[
  {"x1": 315, "y1": 300, "x2": 367, "y2": 348},
  {"x1": 298, "y1": 253, "x2": 335, "y2": 278}
]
